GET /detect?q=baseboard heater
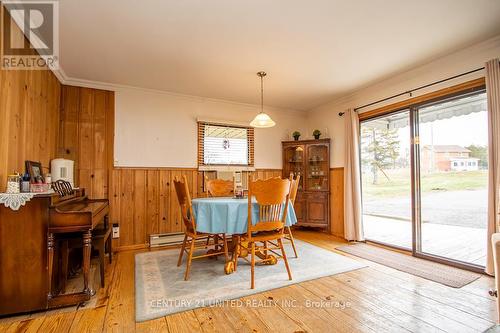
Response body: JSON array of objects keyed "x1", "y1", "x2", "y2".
[
  {"x1": 149, "y1": 232, "x2": 185, "y2": 248},
  {"x1": 149, "y1": 232, "x2": 206, "y2": 248}
]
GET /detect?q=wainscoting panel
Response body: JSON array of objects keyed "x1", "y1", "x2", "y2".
[
  {"x1": 111, "y1": 168, "x2": 283, "y2": 249},
  {"x1": 330, "y1": 167, "x2": 345, "y2": 238}
]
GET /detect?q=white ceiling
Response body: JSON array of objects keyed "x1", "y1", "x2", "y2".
[{"x1": 59, "y1": 0, "x2": 500, "y2": 111}]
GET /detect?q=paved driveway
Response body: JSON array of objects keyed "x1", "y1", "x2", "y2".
[{"x1": 363, "y1": 189, "x2": 487, "y2": 228}]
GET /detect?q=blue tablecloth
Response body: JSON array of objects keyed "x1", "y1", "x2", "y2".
[{"x1": 192, "y1": 197, "x2": 297, "y2": 234}]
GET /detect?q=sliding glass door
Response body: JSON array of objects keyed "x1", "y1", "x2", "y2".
[
  {"x1": 415, "y1": 92, "x2": 488, "y2": 267},
  {"x1": 360, "y1": 111, "x2": 412, "y2": 249},
  {"x1": 360, "y1": 89, "x2": 488, "y2": 269}
]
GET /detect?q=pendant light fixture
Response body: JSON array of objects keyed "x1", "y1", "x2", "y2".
[{"x1": 250, "y1": 71, "x2": 276, "y2": 128}]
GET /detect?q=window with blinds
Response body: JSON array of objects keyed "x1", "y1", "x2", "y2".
[{"x1": 198, "y1": 122, "x2": 254, "y2": 167}]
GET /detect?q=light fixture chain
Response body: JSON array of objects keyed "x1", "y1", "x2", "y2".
[
  {"x1": 261, "y1": 74, "x2": 264, "y2": 112},
  {"x1": 251, "y1": 71, "x2": 275, "y2": 128}
]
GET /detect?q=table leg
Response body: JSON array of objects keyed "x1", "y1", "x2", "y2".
[
  {"x1": 232, "y1": 235, "x2": 240, "y2": 271},
  {"x1": 82, "y1": 230, "x2": 94, "y2": 296},
  {"x1": 255, "y1": 241, "x2": 278, "y2": 265},
  {"x1": 47, "y1": 233, "x2": 55, "y2": 299},
  {"x1": 224, "y1": 235, "x2": 253, "y2": 274}
]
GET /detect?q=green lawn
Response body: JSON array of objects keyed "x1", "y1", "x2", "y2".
[{"x1": 362, "y1": 169, "x2": 488, "y2": 198}]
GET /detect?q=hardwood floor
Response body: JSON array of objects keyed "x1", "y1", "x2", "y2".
[{"x1": 0, "y1": 230, "x2": 496, "y2": 332}]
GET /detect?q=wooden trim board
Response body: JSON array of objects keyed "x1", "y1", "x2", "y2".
[{"x1": 359, "y1": 77, "x2": 486, "y2": 121}]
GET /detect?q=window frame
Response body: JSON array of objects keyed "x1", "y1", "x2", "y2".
[{"x1": 197, "y1": 121, "x2": 255, "y2": 170}]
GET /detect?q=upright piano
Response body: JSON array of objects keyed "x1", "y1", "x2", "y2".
[{"x1": 0, "y1": 189, "x2": 109, "y2": 316}]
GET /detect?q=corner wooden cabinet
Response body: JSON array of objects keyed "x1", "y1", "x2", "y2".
[{"x1": 283, "y1": 139, "x2": 330, "y2": 229}]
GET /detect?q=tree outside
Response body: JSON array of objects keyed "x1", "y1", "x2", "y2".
[
  {"x1": 361, "y1": 126, "x2": 400, "y2": 185},
  {"x1": 466, "y1": 144, "x2": 488, "y2": 169}
]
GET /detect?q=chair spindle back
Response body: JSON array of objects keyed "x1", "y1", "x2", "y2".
[
  {"x1": 289, "y1": 174, "x2": 301, "y2": 205},
  {"x1": 205, "y1": 177, "x2": 234, "y2": 197},
  {"x1": 173, "y1": 175, "x2": 196, "y2": 235},
  {"x1": 247, "y1": 177, "x2": 290, "y2": 238}
]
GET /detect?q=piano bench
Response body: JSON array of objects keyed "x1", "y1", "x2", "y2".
[{"x1": 92, "y1": 226, "x2": 112, "y2": 288}]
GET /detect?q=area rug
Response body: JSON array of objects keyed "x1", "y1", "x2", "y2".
[
  {"x1": 336, "y1": 243, "x2": 481, "y2": 288},
  {"x1": 135, "y1": 240, "x2": 366, "y2": 322}
]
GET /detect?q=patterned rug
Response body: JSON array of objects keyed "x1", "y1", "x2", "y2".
[
  {"x1": 336, "y1": 243, "x2": 481, "y2": 288},
  {"x1": 135, "y1": 240, "x2": 366, "y2": 322}
]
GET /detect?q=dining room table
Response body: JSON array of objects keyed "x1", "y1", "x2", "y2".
[{"x1": 191, "y1": 196, "x2": 298, "y2": 273}]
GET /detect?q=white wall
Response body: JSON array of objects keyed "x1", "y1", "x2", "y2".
[
  {"x1": 114, "y1": 88, "x2": 308, "y2": 168},
  {"x1": 115, "y1": 35, "x2": 500, "y2": 170},
  {"x1": 308, "y1": 35, "x2": 500, "y2": 168}
]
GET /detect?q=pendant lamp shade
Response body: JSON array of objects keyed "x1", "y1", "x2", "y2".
[
  {"x1": 251, "y1": 71, "x2": 276, "y2": 128},
  {"x1": 250, "y1": 112, "x2": 276, "y2": 128}
]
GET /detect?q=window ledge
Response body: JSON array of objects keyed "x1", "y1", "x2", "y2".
[{"x1": 198, "y1": 165, "x2": 256, "y2": 172}]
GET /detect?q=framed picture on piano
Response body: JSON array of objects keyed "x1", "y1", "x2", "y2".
[{"x1": 25, "y1": 160, "x2": 44, "y2": 183}]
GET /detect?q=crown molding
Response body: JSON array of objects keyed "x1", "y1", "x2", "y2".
[{"x1": 54, "y1": 69, "x2": 306, "y2": 115}]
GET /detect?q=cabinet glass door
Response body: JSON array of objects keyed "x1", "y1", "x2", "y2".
[
  {"x1": 306, "y1": 144, "x2": 329, "y2": 191},
  {"x1": 284, "y1": 145, "x2": 305, "y2": 190}
]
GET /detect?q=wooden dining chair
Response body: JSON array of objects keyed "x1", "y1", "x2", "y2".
[
  {"x1": 205, "y1": 176, "x2": 234, "y2": 197},
  {"x1": 286, "y1": 174, "x2": 300, "y2": 258},
  {"x1": 174, "y1": 175, "x2": 230, "y2": 280},
  {"x1": 234, "y1": 177, "x2": 292, "y2": 289}
]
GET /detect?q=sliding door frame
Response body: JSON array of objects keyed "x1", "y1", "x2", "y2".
[
  {"x1": 411, "y1": 88, "x2": 486, "y2": 273},
  {"x1": 410, "y1": 106, "x2": 421, "y2": 257},
  {"x1": 359, "y1": 78, "x2": 487, "y2": 273},
  {"x1": 358, "y1": 107, "x2": 414, "y2": 254}
]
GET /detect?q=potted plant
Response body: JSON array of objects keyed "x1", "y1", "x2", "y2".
[
  {"x1": 313, "y1": 129, "x2": 321, "y2": 140},
  {"x1": 292, "y1": 131, "x2": 301, "y2": 141}
]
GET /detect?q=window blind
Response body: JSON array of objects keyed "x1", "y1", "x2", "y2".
[{"x1": 198, "y1": 122, "x2": 254, "y2": 167}]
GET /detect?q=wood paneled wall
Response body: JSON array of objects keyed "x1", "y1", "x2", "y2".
[
  {"x1": 330, "y1": 168, "x2": 344, "y2": 238},
  {"x1": 0, "y1": 26, "x2": 61, "y2": 191},
  {"x1": 58, "y1": 85, "x2": 114, "y2": 199},
  {"x1": 110, "y1": 167, "x2": 345, "y2": 249},
  {"x1": 109, "y1": 168, "x2": 283, "y2": 249}
]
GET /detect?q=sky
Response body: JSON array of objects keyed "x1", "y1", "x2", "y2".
[
  {"x1": 419, "y1": 111, "x2": 488, "y2": 147},
  {"x1": 364, "y1": 92, "x2": 489, "y2": 157},
  {"x1": 392, "y1": 111, "x2": 489, "y2": 159}
]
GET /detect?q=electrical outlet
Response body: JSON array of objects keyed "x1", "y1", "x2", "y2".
[{"x1": 112, "y1": 223, "x2": 120, "y2": 239}]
